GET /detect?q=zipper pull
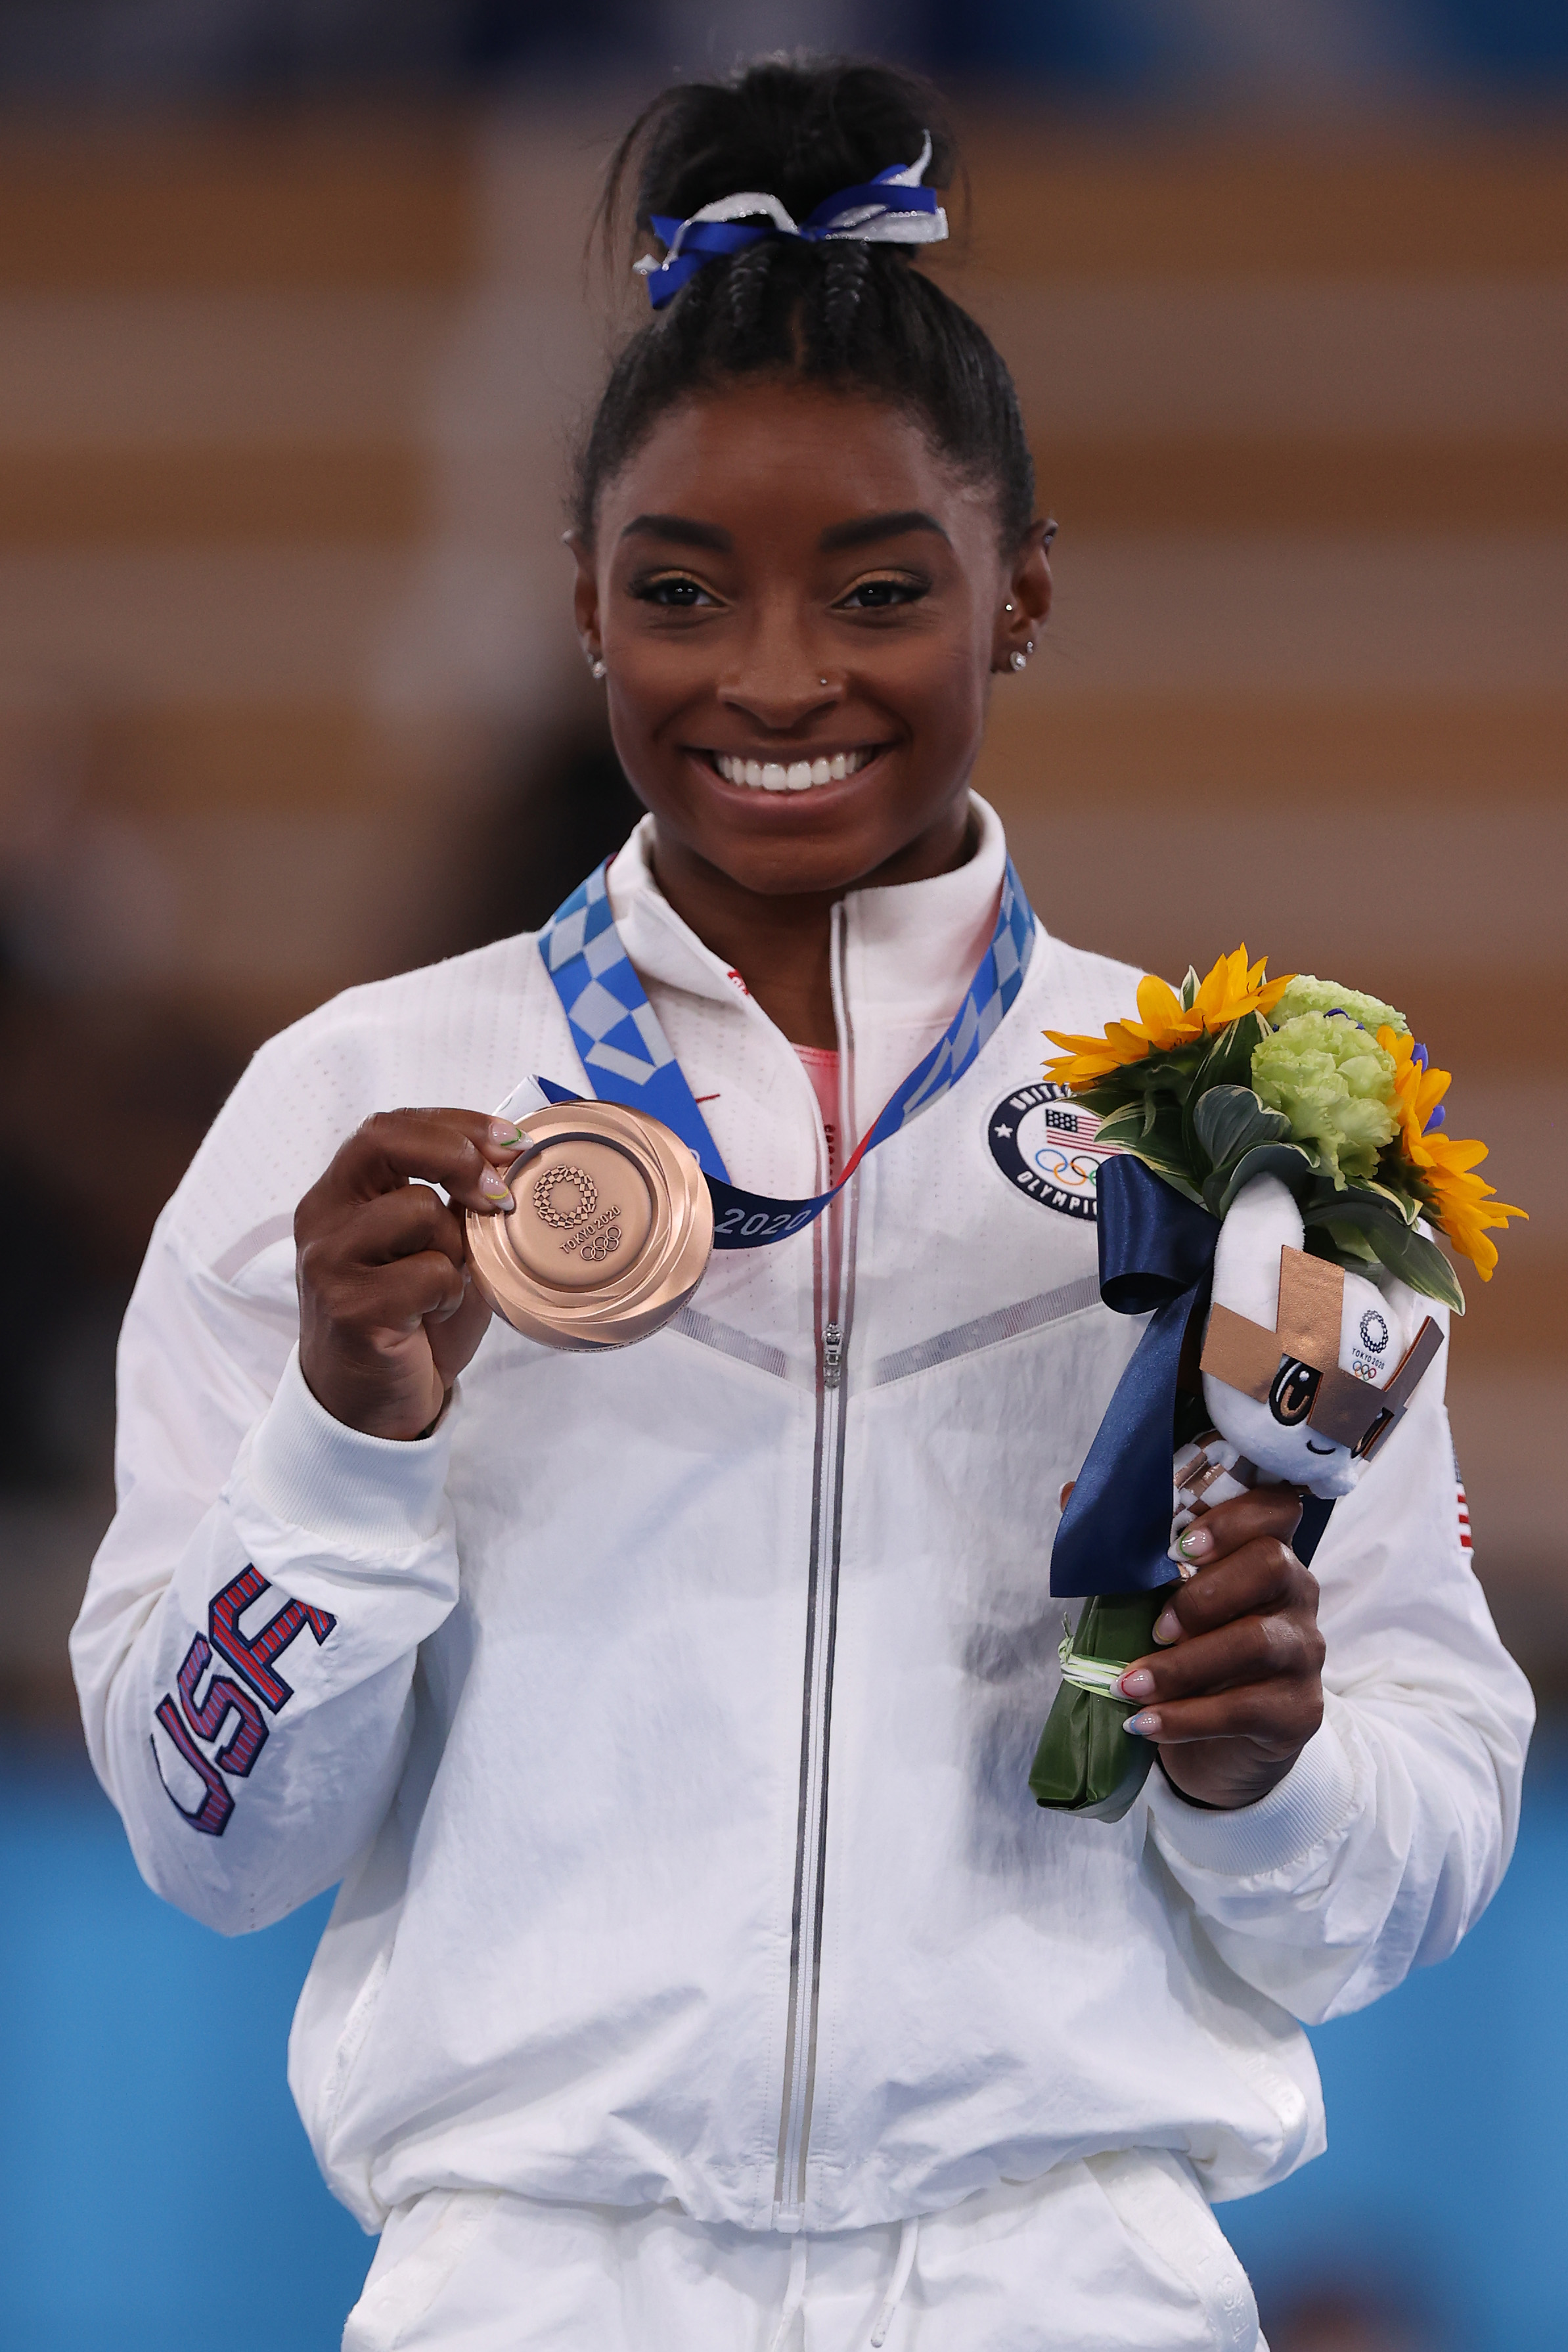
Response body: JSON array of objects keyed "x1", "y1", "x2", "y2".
[{"x1": 822, "y1": 1322, "x2": 844, "y2": 1388}]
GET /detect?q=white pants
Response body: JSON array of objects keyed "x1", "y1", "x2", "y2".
[{"x1": 342, "y1": 2152, "x2": 1263, "y2": 2352}]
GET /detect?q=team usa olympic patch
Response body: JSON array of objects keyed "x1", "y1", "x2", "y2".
[{"x1": 987, "y1": 1081, "x2": 1115, "y2": 1220}]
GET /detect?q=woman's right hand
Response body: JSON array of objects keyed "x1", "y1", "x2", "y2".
[{"x1": 295, "y1": 1110, "x2": 524, "y2": 1441}]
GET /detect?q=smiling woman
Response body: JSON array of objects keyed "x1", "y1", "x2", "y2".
[
  {"x1": 571, "y1": 378, "x2": 1049, "y2": 1043},
  {"x1": 68, "y1": 51, "x2": 1531, "y2": 2352}
]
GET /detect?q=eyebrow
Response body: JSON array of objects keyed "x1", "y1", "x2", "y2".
[
  {"x1": 620, "y1": 513, "x2": 733, "y2": 552},
  {"x1": 818, "y1": 509, "x2": 950, "y2": 553}
]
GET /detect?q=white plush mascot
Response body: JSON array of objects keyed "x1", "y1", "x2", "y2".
[{"x1": 1171, "y1": 1173, "x2": 1444, "y2": 1543}]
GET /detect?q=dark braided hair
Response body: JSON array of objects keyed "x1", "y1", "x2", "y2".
[{"x1": 573, "y1": 57, "x2": 1035, "y2": 551}]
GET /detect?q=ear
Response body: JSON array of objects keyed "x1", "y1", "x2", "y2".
[
  {"x1": 992, "y1": 516, "x2": 1053, "y2": 673},
  {"x1": 1337, "y1": 1263, "x2": 1423, "y2": 1391},
  {"x1": 1210, "y1": 1173, "x2": 1303, "y2": 1331},
  {"x1": 565, "y1": 528, "x2": 602, "y2": 667}
]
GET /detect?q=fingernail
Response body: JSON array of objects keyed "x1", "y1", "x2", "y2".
[
  {"x1": 489, "y1": 1120, "x2": 523, "y2": 1144},
  {"x1": 1153, "y1": 1608, "x2": 1181, "y2": 1645},
  {"x1": 1117, "y1": 1667, "x2": 1155, "y2": 1700},
  {"x1": 1178, "y1": 1526, "x2": 1213, "y2": 1561},
  {"x1": 480, "y1": 1173, "x2": 513, "y2": 1204},
  {"x1": 1123, "y1": 1711, "x2": 1161, "y2": 1738}
]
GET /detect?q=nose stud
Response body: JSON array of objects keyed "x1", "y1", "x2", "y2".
[{"x1": 818, "y1": 676, "x2": 830, "y2": 687}]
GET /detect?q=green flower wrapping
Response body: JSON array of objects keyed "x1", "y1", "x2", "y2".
[{"x1": 1028, "y1": 1591, "x2": 1165, "y2": 1821}]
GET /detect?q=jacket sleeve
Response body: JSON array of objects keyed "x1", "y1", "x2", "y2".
[
  {"x1": 70, "y1": 1203, "x2": 462, "y2": 1940},
  {"x1": 1143, "y1": 1316, "x2": 1533, "y2": 2025}
]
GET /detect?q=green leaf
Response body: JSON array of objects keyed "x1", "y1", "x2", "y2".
[
  {"x1": 1304, "y1": 1233, "x2": 1385, "y2": 1279},
  {"x1": 1301, "y1": 1194, "x2": 1464, "y2": 1313},
  {"x1": 1317, "y1": 1220, "x2": 1383, "y2": 1269},
  {"x1": 1086, "y1": 1098, "x2": 1205, "y2": 1201},
  {"x1": 1211, "y1": 1140, "x2": 1319, "y2": 1219},
  {"x1": 1183, "y1": 1014, "x2": 1268, "y2": 1173},
  {"x1": 1195, "y1": 1010, "x2": 1267, "y2": 1095},
  {"x1": 1308, "y1": 1190, "x2": 1416, "y2": 1240},
  {"x1": 1071, "y1": 1080, "x2": 1140, "y2": 1118},
  {"x1": 1359, "y1": 1179, "x2": 1422, "y2": 1227},
  {"x1": 1358, "y1": 1219, "x2": 1466, "y2": 1314},
  {"x1": 1192, "y1": 1085, "x2": 1293, "y2": 1175},
  {"x1": 1121, "y1": 1102, "x2": 1207, "y2": 1206},
  {"x1": 1122, "y1": 1144, "x2": 1207, "y2": 1209},
  {"x1": 1092, "y1": 1102, "x2": 1146, "y2": 1151}
]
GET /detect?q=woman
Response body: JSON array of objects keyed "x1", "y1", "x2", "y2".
[{"x1": 72, "y1": 57, "x2": 1529, "y2": 2351}]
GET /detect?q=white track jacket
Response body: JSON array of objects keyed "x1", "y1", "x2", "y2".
[{"x1": 72, "y1": 801, "x2": 1531, "y2": 2351}]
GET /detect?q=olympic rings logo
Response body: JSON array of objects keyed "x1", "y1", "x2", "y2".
[{"x1": 1032, "y1": 1143, "x2": 1106, "y2": 1187}]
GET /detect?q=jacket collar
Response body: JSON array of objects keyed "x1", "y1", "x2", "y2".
[{"x1": 604, "y1": 794, "x2": 1015, "y2": 1040}]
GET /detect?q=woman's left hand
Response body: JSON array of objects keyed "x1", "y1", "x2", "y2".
[{"x1": 1115, "y1": 1488, "x2": 1326, "y2": 1811}]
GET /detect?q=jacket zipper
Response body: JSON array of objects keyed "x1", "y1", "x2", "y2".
[{"x1": 773, "y1": 907, "x2": 857, "y2": 2231}]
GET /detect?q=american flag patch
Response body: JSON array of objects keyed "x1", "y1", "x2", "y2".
[{"x1": 1456, "y1": 1481, "x2": 1472, "y2": 1551}]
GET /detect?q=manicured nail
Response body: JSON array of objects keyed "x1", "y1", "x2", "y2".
[
  {"x1": 1123, "y1": 1710, "x2": 1161, "y2": 1738},
  {"x1": 489, "y1": 1120, "x2": 522, "y2": 1144},
  {"x1": 1117, "y1": 1667, "x2": 1155, "y2": 1700},
  {"x1": 1178, "y1": 1525, "x2": 1213, "y2": 1562},
  {"x1": 480, "y1": 1172, "x2": 513, "y2": 1204},
  {"x1": 1153, "y1": 1608, "x2": 1181, "y2": 1645}
]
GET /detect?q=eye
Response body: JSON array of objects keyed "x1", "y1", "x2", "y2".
[
  {"x1": 1268, "y1": 1358, "x2": 1321, "y2": 1427},
  {"x1": 631, "y1": 572, "x2": 718, "y2": 608},
  {"x1": 836, "y1": 572, "x2": 930, "y2": 612}
]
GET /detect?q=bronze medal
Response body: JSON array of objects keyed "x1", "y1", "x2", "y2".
[{"x1": 466, "y1": 1101, "x2": 713, "y2": 1350}]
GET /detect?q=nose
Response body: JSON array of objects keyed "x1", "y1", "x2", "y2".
[{"x1": 717, "y1": 619, "x2": 840, "y2": 734}]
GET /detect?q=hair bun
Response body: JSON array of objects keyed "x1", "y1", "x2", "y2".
[
  {"x1": 579, "y1": 57, "x2": 1031, "y2": 560},
  {"x1": 616, "y1": 55, "x2": 955, "y2": 250}
]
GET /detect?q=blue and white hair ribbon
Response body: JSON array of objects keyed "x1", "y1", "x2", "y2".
[
  {"x1": 537, "y1": 849, "x2": 1035, "y2": 1248},
  {"x1": 634, "y1": 133, "x2": 947, "y2": 311}
]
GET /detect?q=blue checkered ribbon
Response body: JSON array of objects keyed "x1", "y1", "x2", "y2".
[{"x1": 537, "y1": 854, "x2": 1035, "y2": 1251}]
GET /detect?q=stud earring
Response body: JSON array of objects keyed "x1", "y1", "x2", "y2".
[
  {"x1": 1004, "y1": 601, "x2": 1014, "y2": 614},
  {"x1": 589, "y1": 656, "x2": 606, "y2": 680},
  {"x1": 1025, "y1": 639, "x2": 1035, "y2": 654},
  {"x1": 1010, "y1": 650, "x2": 1027, "y2": 672}
]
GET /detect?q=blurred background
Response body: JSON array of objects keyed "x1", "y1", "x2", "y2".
[{"x1": 0, "y1": 3, "x2": 1562, "y2": 2345}]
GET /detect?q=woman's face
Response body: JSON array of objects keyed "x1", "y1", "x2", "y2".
[{"x1": 573, "y1": 380, "x2": 1050, "y2": 900}]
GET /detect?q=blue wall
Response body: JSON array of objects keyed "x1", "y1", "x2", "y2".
[
  {"x1": 0, "y1": 1738, "x2": 370, "y2": 2349},
  {"x1": 1224, "y1": 1742, "x2": 1568, "y2": 2349},
  {"x1": 5, "y1": 1733, "x2": 1564, "y2": 2350}
]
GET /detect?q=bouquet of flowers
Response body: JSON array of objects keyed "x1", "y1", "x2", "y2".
[{"x1": 1028, "y1": 950, "x2": 1524, "y2": 1822}]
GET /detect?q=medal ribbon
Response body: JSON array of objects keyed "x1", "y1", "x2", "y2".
[{"x1": 536, "y1": 855, "x2": 1035, "y2": 1251}]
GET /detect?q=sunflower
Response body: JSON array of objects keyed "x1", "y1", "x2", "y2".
[
  {"x1": 1379, "y1": 1026, "x2": 1527, "y2": 1280},
  {"x1": 1044, "y1": 948, "x2": 1293, "y2": 1088}
]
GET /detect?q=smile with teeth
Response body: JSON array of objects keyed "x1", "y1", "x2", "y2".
[{"x1": 711, "y1": 746, "x2": 880, "y2": 792}]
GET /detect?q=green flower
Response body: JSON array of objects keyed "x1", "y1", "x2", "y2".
[
  {"x1": 1251, "y1": 1012, "x2": 1398, "y2": 1187},
  {"x1": 1268, "y1": 974, "x2": 1408, "y2": 1035}
]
